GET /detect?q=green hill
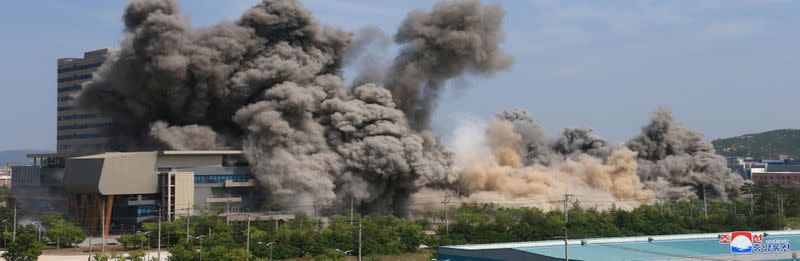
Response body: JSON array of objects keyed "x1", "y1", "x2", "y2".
[{"x1": 712, "y1": 129, "x2": 800, "y2": 159}]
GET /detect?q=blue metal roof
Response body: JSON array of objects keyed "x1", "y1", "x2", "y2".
[{"x1": 439, "y1": 231, "x2": 800, "y2": 261}]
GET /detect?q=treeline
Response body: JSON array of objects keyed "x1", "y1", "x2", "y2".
[
  {"x1": 133, "y1": 214, "x2": 425, "y2": 260},
  {"x1": 435, "y1": 184, "x2": 797, "y2": 246},
  {"x1": 1, "y1": 184, "x2": 798, "y2": 260}
]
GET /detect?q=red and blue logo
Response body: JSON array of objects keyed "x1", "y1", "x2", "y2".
[{"x1": 720, "y1": 231, "x2": 764, "y2": 253}]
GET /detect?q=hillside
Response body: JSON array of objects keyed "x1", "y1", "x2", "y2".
[
  {"x1": 0, "y1": 149, "x2": 53, "y2": 165},
  {"x1": 712, "y1": 129, "x2": 800, "y2": 159}
]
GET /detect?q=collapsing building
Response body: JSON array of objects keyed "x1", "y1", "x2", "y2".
[{"x1": 61, "y1": 150, "x2": 256, "y2": 234}]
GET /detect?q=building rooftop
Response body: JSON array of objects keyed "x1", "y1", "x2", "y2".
[
  {"x1": 440, "y1": 230, "x2": 800, "y2": 261},
  {"x1": 766, "y1": 165, "x2": 800, "y2": 173},
  {"x1": 159, "y1": 150, "x2": 243, "y2": 156}
]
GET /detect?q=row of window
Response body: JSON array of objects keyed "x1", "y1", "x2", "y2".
[
  {"x1": 57, "y1": 133, "x2": 107, "y2": 141},
  {"x1": 57, "y1": 122, "x2": 113, "y2": 130},
  {"x1": 57, "y1": 143, "x2": 105, "y2": 151},
  {"x1": 58, "y1": 113, "x2": 101, "y2": 121},
  {"x1": 57, "y1": 74, "x2": 91, "y2": 83},
  {"x1": 137, "y1": 206, "x2": 155, "y2": 217},
  {"x1": 194, "y1": 174, "x2": 250, "y2": 184},
  {"x1": 57, "y1": 106, "x2": 74, "y2": 112},
  {"x1": 58, "y1": 96, "x2": 74, "y2": 102},
  {"x1": 58, "y1": 85, "x2": 82, "y2": 93},
  {"x1": 57, "y1": 62, "x2": 103, "y2": 73}
]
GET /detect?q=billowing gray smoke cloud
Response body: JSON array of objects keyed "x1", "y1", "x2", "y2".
[
  {"x1": 626, "y1": 108, "x2": 744, "y2": 200},
  {"x1": 494, "y1": 109, "x2": 613, "y2": 165},
  {"x1": 149, "y1": 121, "x2": 225, "y2": 150},
  {"x1": 386, "y1": 0, "x2": 513, "y2": 129},
  {"x1": 78, "y1": 0, "x2": 481, "y2": 214},
  {"x1": 487, "y1": 108, "x2": 741, "y2": 202}
]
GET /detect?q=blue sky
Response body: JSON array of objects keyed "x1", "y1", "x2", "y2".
[{"x1": 1, "y1": 0, "x2": 798, "y2": 150}]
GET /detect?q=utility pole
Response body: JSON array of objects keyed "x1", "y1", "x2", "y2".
[
  {"x1": 350, "y1": 196, "x2": 354, "y2": 225},
  {"x1": 226, "y1": 200, "x2": 231, "y2": 226},
  {"x1": 12, "y1": 204, "x2": 16, "y2": 241},
  {"x1": 157, "y1": 205, "x2": 162, "y2": 261},
  {"x1": 101, "y1": 198, "x2": 106, "y2": 252},
  {"x1": 667, "y1": 195, "x2": 672, "y2": 212},
  {"x1": 314, "y1": 203, "x2": 320, "y2": 233},
  {"x1": 246, "y1": 211, "x2": 251, "y2": 253},
  {"x1": 186, "y1": 206, "x2": 191, "y2": 240},
  {"x1": 358, "y1": 220, "x2": 362, "y2": 261},
  {"x1": 778, "y1": 192, "x2": 784, "y2": 226},
  {"x1": 703, "y1": 185, "x2": 708, "y2": 219},
  {"x1": 750, "y1": 192, "x2": 755, "y2": 216},
  {"x1": 563, "y1": 192, "x2": 574, "y2": 261},
  {"x1": 442, "y1": 193, "x2": 451, "y2": 235}
]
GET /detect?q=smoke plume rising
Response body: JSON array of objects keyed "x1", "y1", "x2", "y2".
[
  {"x1": 385, "y1": 0, "x2": 513, "y2": 129},
  {"x1": 78, "y1": 0, "x2": 742, "y2": 214},
  {"x1": 442, "y1": 114, "x2": 651, "y2": 209},
  {"x1": 78, "y1": 0, "x2": 480, "y2": 214},
  {"x1": 627, "y1": 108, "x2": 744, "y2": 200},
  {"x1": 420, "y1": 108, "x2": 744, "y2": 210}
]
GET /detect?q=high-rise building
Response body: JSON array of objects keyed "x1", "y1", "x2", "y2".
[{"x1": 56, "y1": 49, "x2": 115, "y2": 156}]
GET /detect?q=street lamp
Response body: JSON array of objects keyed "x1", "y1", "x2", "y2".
[
  {"x1": 196, "y1": 235, "x2": 206, "y2": 261},
  {"x1": 31, "y1": 222, "x2": 41, "y2": 243},
  {"x1": 258, "y1": 241, "x2": 275, "y2": 261},
  {"x1": 144, "y1": 231, "x2": 152, "y2": 261},
  {"x1": 1, "y1": 219, "x2": 8, "y2": 248},
  {"x1": 336, "y1": 249, "x2": 354, "y2": 260}
]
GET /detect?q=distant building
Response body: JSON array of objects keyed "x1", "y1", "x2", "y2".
[
  {"x1": 751, "y1": 164, "x2": 800, "y2": 188},
  {"x1": 0, "y1": 164, "x2": 11, "y2": 187},
  {"x1": 57, "y1": 48, "x2": 115, "y2": 157},
  {"x1": 725, "y1": 157, "x2": 747, "y2": 179},
  {"x1": 726, "y1": 157, "x2": 744, "y2": 166},
  {"x1": 62, "y1": 150, "x2": 257, "y2": 234},
  {"x1": 10, "y1": 154, "x2": 67, "y2": 218}
]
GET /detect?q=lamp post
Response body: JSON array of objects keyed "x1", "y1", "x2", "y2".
[
  {"x1": 32, "y1": 222, "x2": 41, "y2": 243},
  {"x1": 196, "y1": 235, "x2": 206, "y2": 261},
  {"x1": 144, "y1": 231, "x2": 152, "y2": 261},
  {"x1": 1, "y1": 219, "x2": 8, "y2": 248},
  {"x1": 137, "y1": 231, "x2": 144, "y2": 254},
  {"x1": 336, "y1": 249, "x2": 354, "y2": 261},
  {"x1": 259, "y1": 241, "x2": 275, "y2": 261}
]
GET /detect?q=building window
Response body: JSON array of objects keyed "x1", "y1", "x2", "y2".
[
  {"x1": 57, "y1": 62, "x2": 103, "y2": 73},
  {"x1": 57, "y1": 133, "x2": 107, "y2": 140},
  {"x1": 194, "y1": 174, "x2": 250, "y2": 184},
  {"x1": 57, "y1": 123, "x2": 113, "y2": 131},
  {"x1": 57, "y1": 74, "x2": 92, "y2": 83},
  {"x1": 57, "y1": 85, "x2": 82, "y2": 93},
  {"x1": 57, "y1": 106, "x2": 74, "y2": 112},
  {"x1": 58, "y1": 113, "x2": 101, "y2": 121}
]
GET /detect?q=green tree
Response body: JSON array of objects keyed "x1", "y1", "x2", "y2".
[
  {"x1": 2, "y1": 232, "x2": 43, "y2": 261},
  {"x1": 205, "y1": 246, "x2": 252, "y2": 261},
  {"x1": 119, "y1": 233, "x2": 147, "y2": 250},
  {"x1": 92, "y1": 253, "x2": 111, "y2": 261},
  {"x1": 166, "y1": 241, "x2": 194, "y2": 261},
  {"x1": 126, "y1": 250, "x2": 146, "y2": 261},
  {"x1": 43, "y1": 216, "x2": 85, "y2": 248},
  {"x1": 313, "y1": 249, "x2": 345, "y2": 261}
]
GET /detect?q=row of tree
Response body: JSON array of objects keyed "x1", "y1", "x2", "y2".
[
  {"x1": 124, "y1": 213, "x2": 424, "y2": 260},
  {"x1": 0, "y1": 184, "x2": 798, "y2": 260}
]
